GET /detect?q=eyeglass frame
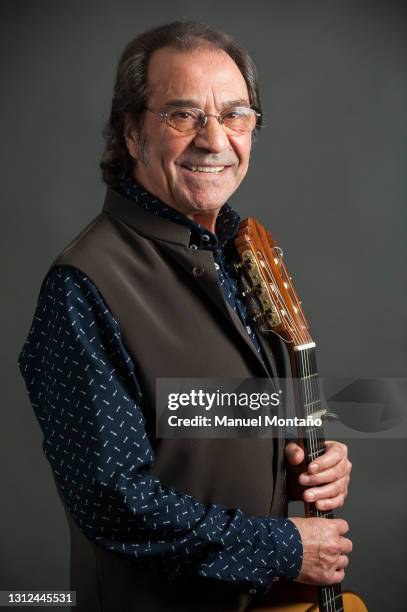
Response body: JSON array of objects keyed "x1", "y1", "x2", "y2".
[{"x1": 145, "y1": 105, "x2": 262, "y2": 134}]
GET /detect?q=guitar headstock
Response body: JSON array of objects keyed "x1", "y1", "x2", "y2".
[{"x1": 235, "y1": 217, "x2": 313, "y2": 347}]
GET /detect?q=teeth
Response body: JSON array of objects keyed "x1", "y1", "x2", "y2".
[{"x1": 185, "y1": 165, "x2": 225, "y2": 173}]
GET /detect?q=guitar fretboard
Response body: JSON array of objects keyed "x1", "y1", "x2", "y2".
[{"x1": 294, "y1": 345, "x2": 344, "y2": 612}]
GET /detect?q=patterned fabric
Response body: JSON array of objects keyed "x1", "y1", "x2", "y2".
[
  {"x1": 119, "y1": 177, "x2": 262, "y2": 353},
  {"x1": 18, "y1": 181, "x2": 303, "y2": 595}
]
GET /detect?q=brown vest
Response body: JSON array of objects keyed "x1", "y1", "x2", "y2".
[{"x1": 48, "y1": 188, "x2": 288, "y2": 612}]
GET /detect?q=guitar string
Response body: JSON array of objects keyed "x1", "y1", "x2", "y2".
[
  {"x1": 303, "y1": 348, "x2": 338, "y2": 612},
  {"x1": 299, "y1": 348, "x2": 328, "y2": 612},
  {"x1": 300, "y1": 347, "x2": 342, "y2": 612},
  {"x1": 299, "y1": 347, "x2": 333, "y2": 612}
]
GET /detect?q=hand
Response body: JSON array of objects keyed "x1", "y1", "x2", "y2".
[
  {"x1": 285, "y1": 441, "x2": 352, "y2": 511},
  {"x1": 290, "y1": 516, "x2": 352, "y2": 585}
]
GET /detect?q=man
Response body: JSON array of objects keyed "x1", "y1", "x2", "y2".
[{"x1": 18, "y1": 22, "x2": 352, "y2": 612}]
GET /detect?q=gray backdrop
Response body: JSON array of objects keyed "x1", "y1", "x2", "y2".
[{"x1": 2, "y1": 1, "x2": 406, "y2": 610}]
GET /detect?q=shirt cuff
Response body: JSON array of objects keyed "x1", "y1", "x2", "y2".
[
  {"x1": 261, "y1": 517, "x2": 303, "y2": 580},
  {"x1": 196, "y1": 512, "x2": 303, "y2": 591}
]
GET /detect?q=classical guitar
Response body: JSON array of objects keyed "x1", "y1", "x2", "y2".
[{"x1": 234, "y1": 218, "x2": 368, "y2": 612}]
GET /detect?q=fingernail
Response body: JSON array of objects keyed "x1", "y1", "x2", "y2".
[
  {"x1": 309, "y1": 463, "x2": 318, "y2": 472},
  {"x1": 307, "y1": 491, "x2": 315, "y2": 500}
]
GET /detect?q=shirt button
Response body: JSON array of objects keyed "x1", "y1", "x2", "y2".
[
  {"x1": 202, "y1": 234, "x2": 210, "y2": 242},
  {"x1": 246, "y1": 325, "x2": 252, "y2": 335},
  {"x1": 189, "y1": 244, "x2": 198, "y2": 250},
  {"x1": 192, "y1": 266, "x2": 205, "y2": 278},
  {"x1": 214, "y1": 263, "x2": 220, "y2": 270},
  {"x1": 248, "y1": 588, "x2": 257, "y2": 596}
]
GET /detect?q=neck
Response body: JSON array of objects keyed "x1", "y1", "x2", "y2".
[{"x1": 187, "y1": 211, "x2": 218, "y2": 233}]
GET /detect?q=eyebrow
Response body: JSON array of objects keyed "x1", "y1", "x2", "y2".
[{"x1": 164, "y1": 98, "x2": 251, "y2": 109}]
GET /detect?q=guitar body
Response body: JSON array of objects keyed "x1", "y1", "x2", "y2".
[
  {"x1": 254, "y1": 592, "x2": 367, "y2": 611},
  {"x1": 251, "y1": 583, "x2": 368, "y2": 611}
]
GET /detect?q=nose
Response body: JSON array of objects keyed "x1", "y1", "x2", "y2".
[{"x1": 193, "y1": 116, "x2": 230, "y2": 154}]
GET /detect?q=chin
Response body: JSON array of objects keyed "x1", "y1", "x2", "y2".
[{"x1": 186, "y1": 189, "x2": 230, "y2": 211}]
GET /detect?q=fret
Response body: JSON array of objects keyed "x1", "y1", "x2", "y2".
[
  {"x1": 322, "y1": 593, "x2": 343, "y2": 602},
  {"x1": 304, "y1": 440, "x2": 326, "y2": 463},
  {"x1": 319, "y1": 589, "x2": 344, "y2": 612},
  {"x1": 303, "y1": 426, "x2": 324, "y2": 436},
  {"x1": 308, "y1": 448, "x2": 326, "y2": 460},
  {"x1": 297, "y1": 388, "x2": 321, "y2": 407},
  {"x1": 299, "y1": 373, "x2": 318, "y2": 380},
  {"x1": 311, "y1": 509, "x2": 334, "y2": 520},
  {"x1": 294, "y1": 347, "x2": 326, "y2": 467},
  {"x1": 303, "y1": 399, "x2": 321, "y2": 408}
]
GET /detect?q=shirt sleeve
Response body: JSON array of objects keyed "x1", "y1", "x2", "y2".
[{"x1": 18, "y1": 265, "x2": 303, "y2": 592}]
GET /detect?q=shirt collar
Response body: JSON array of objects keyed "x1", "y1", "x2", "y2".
[{"x1": 118, "y1": 176, "x2": 241, "y2": 250}]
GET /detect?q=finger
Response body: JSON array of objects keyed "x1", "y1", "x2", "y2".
[
  {"x1": 330, "y1": 569, "x2": 345, "y2": 584},
  {"x1": 303, "y1": 475, "x2": 348, "y2": 503},
  {"x1": 300, "y1": 455, "x2": 351, "y2": 486},
  {"x1": 334, "y1": 519, "x2": 349, "y2": 535},
  {"x1": 321, "y1": 569, "x2": 345, "y2": 585},
  {"x1": 335, "y1": 555, "x2": 349, "y2": 570},
  {"x1": 314, "y1": 493, "x2": 346, "y2": 511},
  {"x1": 339, "y1": 536, "x2": 353, "y2": 554},
  {"x1": 300, "y1": 463, "x2": 345, "y2": 486},
  {"x1": 307, "y1": 441, "x2": 348, "y2": 474},
  {"x1": 285, "y1": 442, "x2": 305, "y2": 465}
]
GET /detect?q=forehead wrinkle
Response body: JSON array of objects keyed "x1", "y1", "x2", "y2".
[{"x1": 147, "y1": 47, "x2": 249, "y2": 111}]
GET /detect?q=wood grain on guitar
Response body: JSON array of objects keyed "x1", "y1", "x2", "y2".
[{"x1": 235, "y1": 218, "x2": 368, "y2": 612}]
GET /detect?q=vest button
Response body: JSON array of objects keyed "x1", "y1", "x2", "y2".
[
  {"x1": 192, "y1": 266, "x2": 205, "y2": 277},
  {"x1": 248, "y1": 588, "x2": 257, "y2": 596}
]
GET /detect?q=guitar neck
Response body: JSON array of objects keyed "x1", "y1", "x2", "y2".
[
  {"x1": 292, "y1": 343, "x2": 327, "y2": 502},
  {"x1": 290, "y1": 343, "x2": 344, "y2": 612}
]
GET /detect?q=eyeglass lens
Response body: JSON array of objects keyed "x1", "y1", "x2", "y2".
[{"x1": 166, "y1": 107, "x2": 257, "y2": 133}]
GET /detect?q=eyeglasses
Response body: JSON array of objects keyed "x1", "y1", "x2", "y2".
[{"x1": 146, "y1": 106, "x2": 261, "y2": 135}]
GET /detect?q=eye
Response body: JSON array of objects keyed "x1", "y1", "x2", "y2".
[
  {"x1": 223, "y1": 108, "x2": 247, "y2": 120},
  {"x1": 171, "y1": 110, "x2": 195, "y2": 120}
]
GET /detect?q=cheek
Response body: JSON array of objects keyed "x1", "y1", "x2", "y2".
[
  {"x1": 160, "y1": 133, "x2": 193, "y2": 162},
  {"x1": 230, "y1": 135, "x2": 252, "y2": 168}
]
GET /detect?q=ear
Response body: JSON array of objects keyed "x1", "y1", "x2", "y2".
[{"x1": 124, "y1": 114, "x2": 138, "y2": 160}]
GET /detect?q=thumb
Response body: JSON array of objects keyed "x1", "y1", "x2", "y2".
[{"x1": 285, "y1": 442, "x2": 305, "y2": 465}]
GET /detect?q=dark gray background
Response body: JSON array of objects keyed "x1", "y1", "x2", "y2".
[{"x1": 2, "y1": 1, "x2": 406, "y2": 610}]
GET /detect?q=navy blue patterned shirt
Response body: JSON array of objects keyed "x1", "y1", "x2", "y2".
[{"x1": 18, "y1": 180, "x2": 302, "y2": 594}]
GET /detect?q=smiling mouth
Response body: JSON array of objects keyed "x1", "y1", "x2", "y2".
[{"x1": 181, "y1": 164, "x2": 228, "y2": 174}]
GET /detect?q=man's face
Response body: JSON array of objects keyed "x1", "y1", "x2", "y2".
[{"x1": 126, "y1": 46, "x2": 253, "y2": 218}]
